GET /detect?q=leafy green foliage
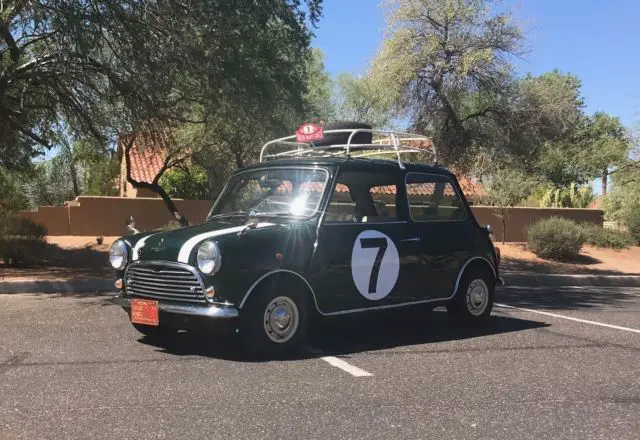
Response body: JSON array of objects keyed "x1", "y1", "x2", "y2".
[
  {"x1": 603, "y1": 151, "x2": 640, "y2": 243},
  {"x1": 1, "y1": 0, "x2": 323, "y2": 173},
  {"x1": 526, "y1": 217, "x2": 586, "y2": 261},
  {"x1": 0, "y1": 214, "x2": 47, "y2": 265},
  {"x1": 335, "y1": 73, "x2": 396, "y2": 129},
  {"x1": 159, "y1": 166, "x2": 211, "y2": 200},
  {"x1": 304, "y1": 49, "x2": 336, "y2": 122},
  {"x1": 581, "y1": 224, "x2": 634, "y2": 249},
  {"x1": 625, "y1": 210, "x2": 640, "y2": 244},
  {"x1": 0, "y1": 168, "x2": 29, "y2": 211},
  {"x1": 538, "y1": 183, "x2": 595, "y2": 208},
  {"x1": 483, "y1": 169, "x2": 536, "y2": 242},
  {"x1": 372, "y1": 0, "x2": 523, "y2": 166}
]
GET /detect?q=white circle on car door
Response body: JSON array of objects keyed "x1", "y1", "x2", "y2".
[{"x1": 351, "y1": 230, "x2": 400, "y2": 300}]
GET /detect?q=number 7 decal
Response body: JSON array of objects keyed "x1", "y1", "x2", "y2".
[
  {"x1": 351, "y1": 230, "x2": 400, "y2": 300},
  {"x1": 359, "y1": 237, "x2": 388, "y2": 293}
]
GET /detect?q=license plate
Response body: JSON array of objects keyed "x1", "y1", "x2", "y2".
[{"x1": 131, "y1": 299, "x2": 159, "y2": 326}]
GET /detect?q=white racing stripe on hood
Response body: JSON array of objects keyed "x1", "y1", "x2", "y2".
[
  {"x1": 177, "y1": 223, "x2": 275, "y2": 264},
  {"x1": 132, "y1": 233, "x2": 158, "y2": 261}
]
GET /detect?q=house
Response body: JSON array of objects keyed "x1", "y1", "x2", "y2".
[{"x1": 117, "y1": 133, "x2": 169, "y2": 198}]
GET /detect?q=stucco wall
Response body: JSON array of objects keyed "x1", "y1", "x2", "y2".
[
  {"x1": 16, "y1": 197, "x2": 212, "y2": 237},
  {"x1": 15, "y1": 197, "x2": 603, "y2": 241},
  {"x1": 470, "y1": 206, "x2": 603, "y2": 242}
]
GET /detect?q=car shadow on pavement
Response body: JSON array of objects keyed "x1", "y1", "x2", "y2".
[
  {"x1": 138, "y1": 309, "x2": 548, "y2": 362},
  {"x1": 496, "y1": 286, "x2": 637, "y2": 310}
]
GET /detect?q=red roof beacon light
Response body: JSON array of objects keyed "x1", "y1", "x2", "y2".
[{"x1": 295, "y1": 123, "x2": 324, "y2": 143}]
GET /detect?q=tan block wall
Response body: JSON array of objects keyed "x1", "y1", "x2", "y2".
[
  {"x1": 16, "y1": 206, "x2": 71, "y2": 235},
  {"x1": 15, "y1": 197, "x2": 604, "y2": 241},
  {"x1": 16, "y1": 197, "x2": 212, "y2": 237},
  {"x1": 470, "y1": 206, "x2": 603, "y2": 242}
]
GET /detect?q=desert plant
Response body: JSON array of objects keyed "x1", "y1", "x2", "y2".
[
  {"x1": 526, "y1": 217, "x2": 586, "y2": 260},
  {"x1": 0, "y1": 214, "x2": 48, "y2": 265},
  {"x1": 581, "y1": 224, "x2": 634, "y2": 249}
]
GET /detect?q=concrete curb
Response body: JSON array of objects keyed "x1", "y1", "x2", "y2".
[
  {"x1": 502, "y1": 273, "x2": 640, "y2": 288},
  {"x1": 0, "y1": 278, "x2": 113, "y2": 294}
]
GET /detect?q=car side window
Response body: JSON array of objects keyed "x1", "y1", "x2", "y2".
[
  {"x1": 324, "y1": 171, "x2": 399, "y2": 223},
  {"x1": 406, "y1": 173, "x2": 466, "y2": 222}
]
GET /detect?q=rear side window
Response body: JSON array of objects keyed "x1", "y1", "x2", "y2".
[
  {"x1": 405, "y1": 173, "x2": 466, "y2": 222},
  {"x1": 324, "y1": 171, "x2": 399, "y2": 223}
]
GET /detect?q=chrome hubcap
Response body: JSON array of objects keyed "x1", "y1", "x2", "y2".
[
  {"x1": 264, "y1": 296, "x2": 299, "y2": 343},
  {"x1": 466, "y1": 279, "x2": 489, "y2": 316}
]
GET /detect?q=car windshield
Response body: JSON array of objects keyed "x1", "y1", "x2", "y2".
[{"x1": 208, "y1": 168, "x2": 330, "y2": 219}]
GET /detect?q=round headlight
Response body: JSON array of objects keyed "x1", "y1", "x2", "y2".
[
  {"x1": 109, "y1": 240, "x2": 128, "y2": 270},
  {"x1": 197, "y1": 241, "x2": 221, "y2": 274}
]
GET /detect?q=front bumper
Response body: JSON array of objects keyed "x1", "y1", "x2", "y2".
[{"x1": 112, "y1": 294, "x2": 240, "y2": 319}]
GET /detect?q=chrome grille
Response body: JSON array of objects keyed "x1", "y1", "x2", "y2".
[{"x1": 125, "y1": 262, "x2": 205, "y2": 303}]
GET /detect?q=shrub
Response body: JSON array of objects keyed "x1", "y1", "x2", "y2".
[
  {"x1": 526, "y1": 217, "x2": 586, "y2": 261},
  {"x1": 0, "y1": 215, "x2": 47, "y2": 265},
  {"x1": 625, "y1": 209, "x2": 640, "y2": 245},
  {"x1": 582, "y1": 224, "x2": 634, "y2": 249}
]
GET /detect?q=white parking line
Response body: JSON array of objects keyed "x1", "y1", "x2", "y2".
[
  {"x1": 305, "y1": 346, "x2": 373, "y2": 377},
  {"x1": 496, "y1": 303, "x2": 640, "y2": 334}
]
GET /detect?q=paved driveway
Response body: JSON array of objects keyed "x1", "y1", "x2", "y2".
[{"x1": 1, "y1": 286, "x2": 639, "y2": 439}]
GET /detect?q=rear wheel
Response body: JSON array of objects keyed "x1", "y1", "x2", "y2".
[
  {"x1": 241, "y1": 286, "x2": 308, "y2": 357},
  {"x1": 446, "y1": 268, "x2": 494, "y2": 325}
]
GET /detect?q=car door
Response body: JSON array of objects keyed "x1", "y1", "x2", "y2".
[
  {"x1": 404, "y1": 172, "x2": 476, "y2": 300},
  {"x1": 307, "y1": 168, "x2": 424, "y2": 314}
]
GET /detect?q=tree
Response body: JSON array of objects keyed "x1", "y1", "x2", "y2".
[
  {"x1": 483, "y1": 168, "x2": 536, "y2": 243},
  {"x1": 576, "y1": 113, "x2": 629, "y2": 195},
  {"x1": 1, "y1": 0, "x2": 323, "y2": 220},
  {"x1": 0, "y1": 168, "x2": 28, "y2": 212},
  {"x1": 335, "y1": 73, "x2": 396, "y2": 129},
  {"x1": 372, "y1": 0, "x2": 523, "y2": 166},
  {"x1": 159, "y1": 166, "x2": 211, "y2": 200},
  {"x1": 304, "y1": 48, "x2": 336, "y2": 122}
]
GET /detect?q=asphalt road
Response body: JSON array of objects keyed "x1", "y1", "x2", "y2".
[{"x1": 1, "y1": 286, "x2": 639, "y2": 440}]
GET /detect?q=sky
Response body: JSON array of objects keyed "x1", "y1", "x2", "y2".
[{"x1": 312, "y1": 0, "x2": 640, "y2": 128}]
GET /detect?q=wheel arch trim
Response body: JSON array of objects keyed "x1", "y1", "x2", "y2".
[
  {"x1": 453, "y1": 256, "x2": 497, "y2": 297},
  {"x1": 239, "y1": 269, "x2": 323, "y2": 314}
]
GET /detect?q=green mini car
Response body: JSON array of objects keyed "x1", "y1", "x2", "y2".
[{"x1": 111, "y1": 122, "x2": 500, "y2": 354}]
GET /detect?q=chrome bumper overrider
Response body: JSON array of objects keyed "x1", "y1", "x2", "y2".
[{"x1": 112, "y1": 295, "x2": 240, "y2": 319}]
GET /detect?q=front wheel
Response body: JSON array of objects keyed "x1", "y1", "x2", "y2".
[
  {"x1": 241, "y1": 288, "x2": 308, "y2": 357},
  {"x1": 447, "y1": 268, "x2": 494, "y2": 325}
]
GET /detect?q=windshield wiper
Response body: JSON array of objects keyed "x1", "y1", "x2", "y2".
[{"x1": 207, "y1": 211, "x2": 248, "y2": 221}]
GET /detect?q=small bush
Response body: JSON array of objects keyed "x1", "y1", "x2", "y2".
[
  {"x1": 0, "y1": 215, "x2": 47, "y2": 265},
  {"x1": 582, "y1": 224, "x2": 634, "y2": 249},
  {"x1": 625, "y1": 209, "x2": 640, "y2": 245},
  {"x1": 526, "y1": 217, "x2": 586, "y2": 261}
]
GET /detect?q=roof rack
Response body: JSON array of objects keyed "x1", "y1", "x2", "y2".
[{"x1": 259, "y1": 129, "x2": 437, "y2": 170}]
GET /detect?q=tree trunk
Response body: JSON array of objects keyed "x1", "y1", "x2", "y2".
[
  {"x1": 601, "y1": 169, "x2": 608, "y2": 196},
  {"x1": 123, "y1": 136, "x2": 190, "y2": 228},
  {"x1": 501, "y1": 217, "x2": 506, "y2": 245}
]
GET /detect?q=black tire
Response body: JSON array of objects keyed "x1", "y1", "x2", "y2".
[
  {"x1": 240, "y1": 284, "x2": 309, "y2": 357},
  {"x1": 313, "y1": 121, "x2": 372, "y2": 147},
  {"x1": 132, "y1": 323, "x2": 177, "y2": 339},
  {"x1": 446, "y1": 267, "x2": 494, "y2": 325}
]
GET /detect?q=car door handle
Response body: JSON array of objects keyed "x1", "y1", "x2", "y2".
[{"x1": 401, "y1": 237, "x2": 421, "y2": 243}]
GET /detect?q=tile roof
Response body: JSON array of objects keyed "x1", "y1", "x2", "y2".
[{"x1": 118, "y1": 133, "x2": 169, "y2": 184}]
